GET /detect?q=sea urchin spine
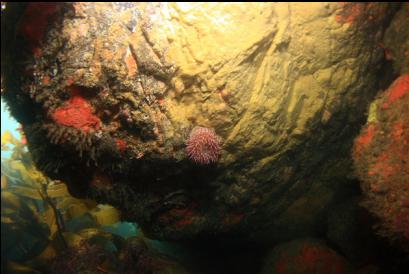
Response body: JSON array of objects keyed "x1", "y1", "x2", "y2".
[{"x1": 186, "y1": 126, "x2": 221, "y2": 165}]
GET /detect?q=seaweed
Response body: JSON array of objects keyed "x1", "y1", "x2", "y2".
[
  {"x1": 1, "y1": 130, "x2": 192, "y2": 273},
  {"x1": 1, "y1": 131, "x2": 122, "y2": 273}
]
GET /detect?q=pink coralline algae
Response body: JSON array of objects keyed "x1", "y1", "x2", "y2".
[{"x1": 186, "y1": 127, "x2": 221, "y2": 165}]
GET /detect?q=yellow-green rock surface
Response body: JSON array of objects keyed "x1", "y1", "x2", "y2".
[{"x1": 1, "y1": 2, "x2": 399, "y2": 242}]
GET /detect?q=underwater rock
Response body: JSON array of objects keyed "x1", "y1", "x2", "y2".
[
  {"x1": 51, "y1": 234, "x2": 194, "y2": 274},
  {"x1": 260, "y1": 238, "x2": 354, "y2": 274},
  {"x1": 326, "y1": 198, "x2": 378, "y2": 264},
  {"x1": 117, "y1": 236, "x2": 191, "y2": 274},
  {"x1": 1, "y1": 3, "x2": 401, "y2": 242},
  {"x1": 383, "y1": 3, "x2": 409, "y2": 74},
  {"x1": 353, "y1": 75, "x2": 409, "y2": 250},
  {"x1": 49, "y1": 238, "x2": 114, "y2": 274}
]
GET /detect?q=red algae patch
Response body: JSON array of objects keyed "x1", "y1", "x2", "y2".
[
  {"x1": 51, "y1": 87, "x2": 101, "y2": 132},
  {"x1": 353, "y1": 75, "x2": 409, "y2": 248},
  {"x1": 354, "y1": 123, "x2": 376, "y2": 156},
  {"x1": 382, "y1": 75, "x2": 409, "y2": 109},
  {"x1": 18, "y1": 3, "x2": 60, "y2": 55},
  {"x1": 261, "y1": 239, "x2": 352, "y2": 274}
]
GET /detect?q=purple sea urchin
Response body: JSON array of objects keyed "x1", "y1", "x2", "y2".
[{"x1": 186, "y1": 127, "x2": 221, "y2": 165}]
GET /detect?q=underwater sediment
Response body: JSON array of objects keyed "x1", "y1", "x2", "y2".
[{"x1": 1, "y1": 2, "x2": 406, "y2": 250}]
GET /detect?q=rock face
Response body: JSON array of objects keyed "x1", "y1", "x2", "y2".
[
  {"x1": 353, "y1": 75, "x2": 409, "y2": 249},
  {"x1": 1, "y1": 3, "x2": 399, "y2": 242},
  {"x1": 352, "y1": 4, "x2": 409, "y2": 251},
  {"x1": 383, "y1": 3, "x2": 409, "y2": 74},
  {"x1": 326, "y1": 198, "x2": 378, "y2": 264},
  {"x1": 261, "y1": 238, "x2": 353, "y2": 274}
]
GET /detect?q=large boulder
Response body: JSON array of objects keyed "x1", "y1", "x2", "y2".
[
  {"x1": 326, "y1": 198, "x2": 379, "y2": 264},
  {"x1": 353, "y1": 75, "x2": 409, "y2": 249},
  {"x1": 260, "y1": 238, "x2": 353, "y2": 274},
  {"x1": 352, "y1": 3, "x2": 409, "y2": 252},
  {"x1": 1, "y1": 3, "x2": 400, "y2": 242},
  {"x1": 383, "y1": 3, "x2": 409, "y2": 74}
]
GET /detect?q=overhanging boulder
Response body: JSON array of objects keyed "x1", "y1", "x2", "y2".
[{"x1": 1, "y1": 2, "x2": 400, "y2": 242}]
